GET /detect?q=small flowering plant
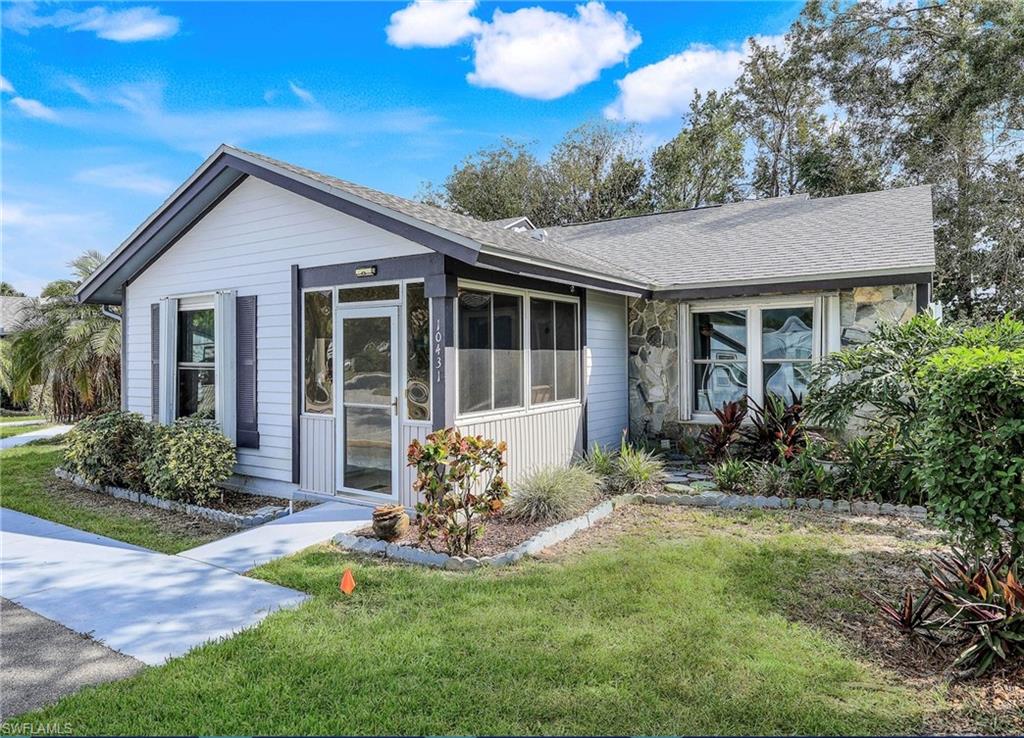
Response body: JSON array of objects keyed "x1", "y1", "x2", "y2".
[{"x1": 407, "y1": 427, "x2": 509, "y2": 556}]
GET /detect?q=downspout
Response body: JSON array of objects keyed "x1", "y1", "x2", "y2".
[{"x1": 101, "y1": 306, "x2": 122, "y2": 322}]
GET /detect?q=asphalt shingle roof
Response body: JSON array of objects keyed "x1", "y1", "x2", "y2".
[{"x1": 547, "y1": 186, "x2": 936, "y2": 289}]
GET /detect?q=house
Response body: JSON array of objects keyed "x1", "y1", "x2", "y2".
[{"x1": 77, "y1": 145, "x2": 935, "y2": 507}]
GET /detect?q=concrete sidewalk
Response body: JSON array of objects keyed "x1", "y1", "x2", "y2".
[
  {"x1": 0, "y1": 509, "x2": 308, "y2": 666},
  {"x1": 179, "y1": 501, "x2": 371, "y2": 573},
  {"x1": 0, "y1": 425, "x2": 72, "y2": 450}
]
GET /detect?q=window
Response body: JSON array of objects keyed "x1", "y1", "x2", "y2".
[
  {"x1": 405, "y1": 283, "x2": 431, "y2": 421},
  {"x1": 338, "y1": 284, "x2": 400, "y2": 303},
  {"x1": 530, "y1": 298, "x2": 579, "y2": 404},
  {"x1": 457, "y1": 289, "x2": 523, "y2": 414},
  {"x1": 177, "y1": 308, "x2": 215, "y2": 419},
  {"x1": 692, "y1": 310, "x2": 748, "y2": 413},
  {"x1": 762, "y1": 306, "x2": 813, "y2": 400},
  {"x1": 303, "y1": 290, "x2": 333, "y2": 414}
]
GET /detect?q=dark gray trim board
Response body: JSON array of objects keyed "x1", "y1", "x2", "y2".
[
  {"x1": 291, "y1": 265, "x2": 301, "y2": 485},
  {"x1": 120, "y1": 289, "x2": 127, "y2": 411},
  {"x1": 298, "y1": 253, "x2": 444, "y2": 290},
  {"x1": 473, "y1": 253, "x2": 646, "y2": 297},
  {"x1": 655, "y1": 272, "x2": 935, "y2": 301}
]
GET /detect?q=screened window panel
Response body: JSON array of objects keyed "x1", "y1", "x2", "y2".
[
  {"x1": 405, "y1": 283, "x2": 431, "y2": 421},
  {"x1": 529, "y1": 298, "x2": 555, "y2": 404},
  {"x1": 177, "y1": 368, "x2": 216, "y2": 419},
  {"x1": 178, "y1": 309, "x2": 215, "y2": 363},
  {"x1": 338, "y1": 284, "x2": 400, "y2": 303},
  {"x1": 458, "y1": 290, "x2": 492, "y2": 414},
  {"x1": 492, "y1": 294, "x2": 523, "y2": 409},
  {"x1": 303, "y1": 290, "x2": 334, "y2": 414},
  {"x1": 554, "y1": 301, "x2": 579, "y2": 401}
]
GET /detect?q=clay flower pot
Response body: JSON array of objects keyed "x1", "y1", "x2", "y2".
[{"x1": 372, "y1": 504, "x2": 409, "y2": 541}]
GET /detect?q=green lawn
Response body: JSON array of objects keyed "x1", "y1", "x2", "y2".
[
  {"x1": 0, "y1": 442, "x2": 228, "y2": 554},
  {"x1": 0, "y1": 414, "x2": 45, "y2": 423},
  {"x1": 0, "y1": 422, "x2": 51, "y2": 439},
  {"x1": 11, "y1": 514, "x2": 934, "y2": 735}
]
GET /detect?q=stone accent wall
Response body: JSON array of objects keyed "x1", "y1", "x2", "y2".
[
  {"x1": 627, "y1": 284, "x2": 920, "y2": 442},
  {"x1": 838, "y1": 284, "x2": 917, "y2": 346},
  {"x1": 627, "y1": 298, "x2": 679, "y2": 438}
]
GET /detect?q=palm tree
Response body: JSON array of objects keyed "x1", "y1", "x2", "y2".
[{"x1": 4, "y1": 251, "x2": 121, "y2": 421}]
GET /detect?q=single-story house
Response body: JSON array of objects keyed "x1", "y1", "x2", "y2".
[{"x1": 77, "y1": 145, "x2": 935, "y2": 507}]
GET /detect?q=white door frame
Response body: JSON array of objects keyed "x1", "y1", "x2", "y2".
[{"x1": 334, "y1": 304, "x2": 400, "y2": 501}]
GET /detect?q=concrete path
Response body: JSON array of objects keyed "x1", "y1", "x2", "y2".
[
  {"x1": 1, "y1": 598, "x2": 144, "y2": 718},
  {"x1": 0, "y1": 419, "x2": 47, "y2": 427},
  {"x1": 0, "y1": 509, "x2": 307, "y2": 666},
  {"x1": 179, "y1": 501, "x2": 371, "y2": 573},
  {"x1": 0, "y1": 425, "x2": 72, "y2": 450}
]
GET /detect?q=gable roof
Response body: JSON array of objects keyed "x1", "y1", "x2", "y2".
[
  {"x1": 548, "y1": 186, "x2": 936, "y2": 294},
  {"x1": 77, "y1": 144, "x2": 935, "y2": 305},
  {"x1": 487, "y1": 215, "x2": 537, "y2": 230}
]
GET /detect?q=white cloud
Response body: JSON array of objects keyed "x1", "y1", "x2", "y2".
[
  {"x1": 3, "y1": 3, "x2": 179, "y2": 42},
  {"x1": 288, "y1": 81, "x2": 317, "y2": 106},
  {"x1": 0, "y1": 75, "x2": 14, "y2": 94},
  {"x1": 386, "y1": 0, "x2": 483, "y2": 48},
  {"x1": 74, "y1": 163, "x2": 176, "y2": 196},
  {"x1": 468, "y1": 2, "x2": 641, "y2": 100},
  {"x1": 9, "y1": 96, "x2": 59, "y2": 121},
  {"x1": 604, "y1": 35, "x2": 786, "y2": 123}
]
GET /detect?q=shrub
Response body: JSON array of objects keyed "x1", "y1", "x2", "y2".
[
  {"x1": 831, "y1": 431, "x2": 922, "y2": 505},
  {"x1": 741, "y1": 391, "x2": 807, "y2": 462},
  {"x1": 711, "y1": 458, "x2": 749, "y2": 492},
  {"x1": 407, "y1": 428, "x2": 510, "y2": 556},
  {"x1": 506, "y1": 464, "x2": 600, "y2": 524},
  {"x1": 917, "y1": 346, "x2": 1024, "y2": 555},
  {"x1": 64, "y1": 410, "x2": 151, "y2": 490},
  {"x1": 143, "y1": 417, "x2": 236, "y2": 505},
  {"x1": 582, "y1": 441, "x2": 618, "y2": 478},
  {"x1": 747, "y1": 462, "x2": 788, "y2": 497},
  {"x1": 699, "y1": 400, "x2": 747, "y2": 461},
  {"x1": 614, "y1": 440, "x2": 665, "y2": 494},
  {"x1": 781, "y1": 443, "x2": 835, "y2": 498}
]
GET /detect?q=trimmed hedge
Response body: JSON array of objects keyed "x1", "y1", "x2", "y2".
[
  {"x1": 143, "y1": 416, "x2": 236, "y2": 505},
  {"x1": 64, "y1": 411, "x2": 151, "y2": 490},
  {"x1": 917, "y1": 346, "x2": 1024, "y2": 555}
]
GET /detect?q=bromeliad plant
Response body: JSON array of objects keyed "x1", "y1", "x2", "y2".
[{"x1": 408, "y1": 428, "x2": 510, "y2": 556}]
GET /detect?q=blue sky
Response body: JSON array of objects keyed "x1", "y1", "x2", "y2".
[{"x1": 1, "y1": 1, "x2": 803, "y2": 295}]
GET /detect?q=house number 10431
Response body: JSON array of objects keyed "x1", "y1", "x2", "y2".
[{"x1": 433, "y1": 318, "x2": 443, "y2": 384}]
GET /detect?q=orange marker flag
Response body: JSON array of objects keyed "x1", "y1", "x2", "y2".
[{"x1": 340, "y1": 568, "x2": 356, "y2": 595}]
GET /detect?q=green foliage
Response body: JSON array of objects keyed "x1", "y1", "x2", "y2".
[
  {"x1": 582, "y1": 441, "x2": 618, "y2": 478},
  {"x1": 747, "y1": 462, "x2": 789, "y2": 498},
  {"x1": 613, "y1": 439, "x2": 665, "y2": 495},
  {"x1": 64, "y1": 410, "x2": 151, "y2": 490},
  {"x1": 3, "y1": 250, "x2": 121, "y2": 421},
  {"x1": 831, "y1": 431, "x2": 922, "y2": 506},
  {"x1": 506, "y1": 464, "x2": 600, "y2": 524},
  {"x1": 916, "y1": 346, "x2": 1024, "y2": 555},
  {"x1": 711, "y1": 458, "x2": 750, "y2": 492},
  {"x1": 407, "y1": 428, "x2": 510, "y2": 556},
  {"x1": 781, "y1": 441, "x2": 835, "y2": 498},
  {"x1": 143, "y1": 417, "x2": 236, "y2": 505}
]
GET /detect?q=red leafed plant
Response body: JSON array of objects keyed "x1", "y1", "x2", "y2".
[
  {"x1": 699, "y1": 399, "x2": 748, "y2": 461},
  {"x1": 408, "y1": 427, "x2": 510, "y2": 556}
]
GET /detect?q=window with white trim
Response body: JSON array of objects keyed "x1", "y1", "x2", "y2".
[
  {"x1": 456, "y1": 285, "x2": 580, "y2": 417},
  {"x1": 689, "y1": 300, "x2": 819, "y2": 416},
  {"x1": 176, "y1": 308, "x2": 216, "y2": 419}
]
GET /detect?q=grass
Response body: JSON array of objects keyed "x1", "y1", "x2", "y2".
[
  {"x1": 10, "y1": 511, "x2": 933, "y2": 735},
  {"x1": 0, "y1": 441, "x2": 229, "y2": 554},
  {"x1": 0, "y1": 413, "x2": 45, "y2": 423},
  {"x1": 0, "y1": 422, "x2": 52, "y2": 439}
]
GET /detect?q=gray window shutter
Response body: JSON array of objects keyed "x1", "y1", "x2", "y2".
[
  {"x1": 236, "y1": 295, "x2": 259, "y2": 448},
  {"x1": 150, "y1": 303, "x2": 160, "y2": 420}
]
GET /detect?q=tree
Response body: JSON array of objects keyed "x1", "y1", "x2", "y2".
[
  {"x1": 0, "y1": 282, "x2": 25, "y2": 297},
  {"x1": 798, "y1": 0, "x2": 1024, "y2": 318},
  {"x1": 735, "y1": 37, "x2": 828, "y2": 198},
  {"x1": 796, "y1": 127, "x2": 885, "y2": 198},
  {"x1": 648, "y1": 90, "x2": 745, "y2": 210},
  {"x1": 5, "y1": 250, "x2": 121, "y2": 421}
]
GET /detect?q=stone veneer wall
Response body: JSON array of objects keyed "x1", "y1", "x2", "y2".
[{"x1": 627, "y1": 284, "x2": 919, "y2": 441}]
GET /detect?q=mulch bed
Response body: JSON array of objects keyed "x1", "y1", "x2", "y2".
[
  {"x1": 204, "y1": 489, "x2": 315, "y2": 515},
  {"x1": 354, "y1": 512, "x2": 557, "y2": 557}
]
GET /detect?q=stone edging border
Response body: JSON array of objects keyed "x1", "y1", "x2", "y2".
[
  {"x1": 332, "y1": 489, "x2": 932, "y2": 572},
  {"x1": 53, "y1": 468, "x2": 291, "y2": 529}
]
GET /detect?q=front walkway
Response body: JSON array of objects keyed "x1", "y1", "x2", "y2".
[
  {"x1": 179, "y1": 501, "x2": 371, "y2": 573},
  {"x1": 0, "y1": 425, "x2": 72, "y2": 450},
  {"x1": 0, "y1": 509, "x2": 308, "y2": 666}
]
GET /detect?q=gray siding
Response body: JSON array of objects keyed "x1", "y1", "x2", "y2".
[{"x1": 585, "y1": 290, "x2": 628, "y2": 448}]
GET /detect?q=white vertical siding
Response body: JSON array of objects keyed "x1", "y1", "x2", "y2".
[
  {"x1": 400, "y1": 424, "x2": 431, "y2": 508},
  {"x1": 124, "y1": 176, "x2": 430, "y2": 482},
  {"x1": 300, "y1": 414, "x2": 334, "y2": 493},
  {"x1": 456, "y1": 405, "x2": 584, "y2": 488},
  {"x1": 585, "y1": 290, "x2": 628, "y2": 449}
]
